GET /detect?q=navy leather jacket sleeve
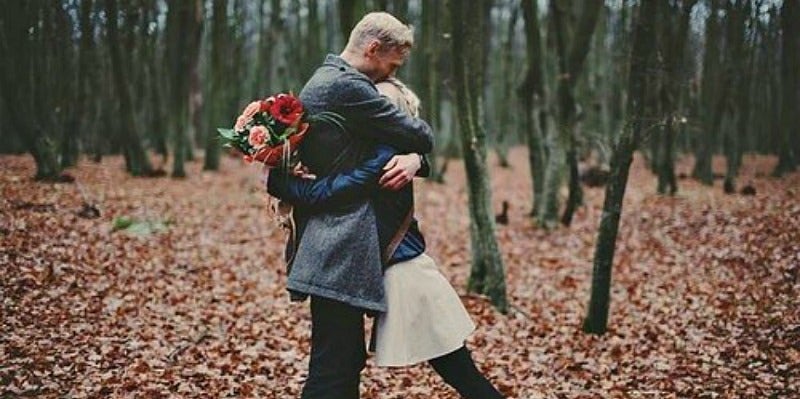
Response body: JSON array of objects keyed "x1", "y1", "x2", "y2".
[{"x1": 267, "y1": 145, "x2": 398, "y2": 208}]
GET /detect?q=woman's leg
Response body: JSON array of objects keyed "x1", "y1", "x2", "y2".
[{"x1": 427, "y1": 345, "x2": 505, "y2": 399}]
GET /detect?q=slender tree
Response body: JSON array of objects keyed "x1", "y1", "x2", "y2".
[
  {"x1": 165, "y1": 0, "x2": 203, "y2": 177},
  {"x1": 693, "y1": 0, "x2": 723, "y2": 185},
  {"x1": 608, "y1": 0, "x2": 630, "y2": 141},
  {"x1": 494, "y1": 1, "x2": 519, "y2": 168},
  {"x1": 656, "y1": 0, "x2": 698, "y2": 195},
  {"x1": 186, "y1": 0, "x2": 204, "y2": 164},
  {"x1": 140, "y1": 0, "x2": 168, "y2": 165},
  {"x1": 305, "y1": 0, "x2": 322, "y2": 80},
  {"x1": 417, "y1": 0, "x2": 444, "y2": 182},
  {"x1": 0, "y1": 1, "x2": 64, "y2": 180},
  {"x1": 584, "y1": 0, "x2": 658, "y2": 335},
  {"x1": 773, "y1": 0, "x2": 799, "y2": 176},
  {"x1": 204, "y1": 0, "x2": 228, "y2": 171},
  {"x1": 549, "y1": 0, "x2": 604, "y2": 227},
  {"x1": 721, "y1": 0, "x2": 750, "y2": 193},
  {"x1": 452, "y1": 0, "x2": 508, "y2": 313},
  {"x1": 105, "y1": 0, "x2": 155, "y2": 176},
  {"x1": 519, "y1": 0, "x2": 549, "y2": 216},
  {"x1": 60, "y1": 0, "x2": 93, "y2": 168},
  {"x1": 339, "y1": 0, "x2": 366, "y2": 44},
  {"x1": 267, "y1": 0, "x2": 283, "y2": 92}
]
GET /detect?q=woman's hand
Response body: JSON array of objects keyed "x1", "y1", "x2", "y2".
[
  {"x1": 291, "y1": 162, "x2": 317, "y2": 180},
  {"x1": 261, "y1": 162, "x2": 317, "y2": 191}
]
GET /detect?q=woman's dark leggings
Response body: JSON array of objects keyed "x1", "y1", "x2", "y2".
[{"x1": 427, "y1": 346, "x2": 505, "y2": 399}]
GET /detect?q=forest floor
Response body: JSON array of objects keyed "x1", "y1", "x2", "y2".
[{"x1": 1, "y1": 147, "x2": 798, "y2": 399}]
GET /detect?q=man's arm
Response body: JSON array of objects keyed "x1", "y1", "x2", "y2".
[
  {"x1": 267, "y1": 145, "x2": 398, "y2": 208},
  {"x1": 371, "y1": 79, "x2": 431, "y2": 187},
  {"x1": 338, "y1": 77, "x2": 434, "y2": 154},
  {"x1": 418, "y1": 154, "x2": 431, "y2": 178}
]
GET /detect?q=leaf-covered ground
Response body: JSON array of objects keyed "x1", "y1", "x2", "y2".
[{"x1": 2, "y1": 149, "x2": 798, "y2": 398}]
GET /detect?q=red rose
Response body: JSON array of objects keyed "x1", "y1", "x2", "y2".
[
  {"x1": 269, "y1": 94, "x2": 303, "y2": 125},
  {"x1": 259, "y1": 96, "x2": 274, "y2": 113}
]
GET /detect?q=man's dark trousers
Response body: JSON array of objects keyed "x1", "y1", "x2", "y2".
[{"x1": 301, "y1": 296, "x2": 367, "y2": 399}]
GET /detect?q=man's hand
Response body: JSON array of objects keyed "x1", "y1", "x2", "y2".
[{"x1": 379, "y1": 153, "x2": 421, "y2": 190}]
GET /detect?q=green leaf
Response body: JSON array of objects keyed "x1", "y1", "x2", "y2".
[
  {"x1": 217, "y1": 128, "x2": 237, "y2": 140},
  {"x1": 279, "y1": 127, "x2": 297, "y2": 141},
  {"x1": 125, "y1": 220, "x2": 168, "y2": 237},
  {"x1": 112, "y1": 216, "x2": 134, "y2": 231},
  {"x1": 111, "y1": 216, "x2": 169, "y2": 236},
  {"x1": 309, "y1": 112, "x2": 346, "y2": 132}
]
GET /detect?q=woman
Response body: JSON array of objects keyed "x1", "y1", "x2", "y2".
[{"x1": 267, "y1": 78, "x2": 504, "y2": 399}]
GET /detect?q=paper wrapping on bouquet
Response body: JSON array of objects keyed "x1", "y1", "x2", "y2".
[{"x1": 253, "y1": 122, "x2": 310, "y2": 168}]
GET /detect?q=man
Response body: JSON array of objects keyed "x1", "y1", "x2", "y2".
[
  {"x1": 274, "y1": 12, "x2": 432, "y2": 399},
  {"x1": 268, "y1": 78, "x2": 506, "y2": 398}
]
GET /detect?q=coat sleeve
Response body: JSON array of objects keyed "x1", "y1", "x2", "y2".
[
  {"x1": 337, "y1": 77, "x2": 434, "y2": 154},
  {"x1": 267, "y1": 145, "x2": 398, "y2": 208},
  {"x1": 417, "y1": 154, "x2": 431, "y2": 178}
]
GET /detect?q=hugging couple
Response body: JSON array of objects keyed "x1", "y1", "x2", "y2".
[{"x1": 265, "y1": 12, "x2": 505, "y2": 399}]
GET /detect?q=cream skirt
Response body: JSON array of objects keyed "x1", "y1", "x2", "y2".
[{"x1": 374, "y1": 253, "x2": 476, "y2": 367}]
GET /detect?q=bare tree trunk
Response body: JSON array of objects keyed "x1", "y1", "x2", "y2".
[
  {"x1": 105, "y1": 0, "x2": 154, "y2": 176},
  {"x1": 452, "y1": 0, "x2": 508, "y2": 313},
  {"x1": 583, "y1": 0, "x2": 657, "y2": 335},
  {"x1": 693, "y1": 0, "x2": 723, "y2": 185},
  {"x1": 608, "y1": 0, "x2": 630, "y2": 140},
  {"x1": 494, "y1": 1, "x2": 519, "y2": 168},
  {"x1": 773, "y1": 0, "x2": 799, "y2": 176},
  {"x1": 418, "y1": 0, "x2": 444, "y2": 182},
  {"x1": 166, "y1": 0, "x2": 187, "y2": 177},
  {"x1": 0, "y1": 1, "x2": 64, "y2": 180},
  {"x1": 204, "y1": 0, "x2": 228, "y2": 171},
  {"x1": 550, "y1": 0, "x2": 604, "y2": 227},
  {"x1": 339, "y1": 0, "x2": 366, "y2": 45},
  {"x1": 62, "y1": 0, "x2": 94, "y2": 168},
  {"x1": 267, "y1": 0, "x2": 283, "y2": 92},
  {"x1": 253, "y1": 0, "x2": 268, "y2": 94},
  {"x1": 305, "y1": 0, "x2": 322, "y2": 80},
  {"x1": 287, "y1": 0, "x2": 304, "y2": 89},
  {"x1": 166, "y1": 0, "x2": 203, "y2": 178},
  {"x1": 722, "y1": 0, "x2": 750, "y2": 193},
  {"x1": 132, "y1": 0, "x2": 166, "y2": 167},
  {"x1": 519, "y1": 0, "x2": 548, "y2": 217},
  {"x1": 657, "y1": 0, "x2": 697, "y2": 195},
  {"x1": 186, "y1": 0, "x2": 204, "y2": 164}
]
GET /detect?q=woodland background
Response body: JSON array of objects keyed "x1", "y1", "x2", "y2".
[{"x1": 1, "y1": 0, "x2": 799, "y2": 398}]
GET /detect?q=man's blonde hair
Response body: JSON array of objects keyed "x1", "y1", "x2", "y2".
[{"x1": 346, "y1": 12, "x2": 414, "y2": 53}]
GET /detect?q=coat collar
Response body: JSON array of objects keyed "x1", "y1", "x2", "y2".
[{"x1": 323, "y1": 54, "x2": 356, "y2": 73}]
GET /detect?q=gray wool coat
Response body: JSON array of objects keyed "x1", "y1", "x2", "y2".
[{"x1": 276, "y1": 54, "x2": 433, "y2": 313}]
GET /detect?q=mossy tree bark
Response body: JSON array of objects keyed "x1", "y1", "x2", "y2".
[
  {"x1": 692, "y1": 0, "x2": 723, "y2": 185},
  {"x1": 452, "y1": 0, "x2": 508, "y2": 313},
  {"x1": 549, "y1": 0, "x2": 603, "y2": 227},
  {"x1": 519, "y1": 0, "x2": 549, "y2": 217},
  {"x1": 583, "y1": 0, "x2": 657, "y2": 335},
  {"x1": 204, "y1": 0, "x2": 228, "y2": 171},
  {"x1": 0, "y1": 1, "x2": 64, "y2": 180},
  {"x1": 773, "y1": 0, "x2": 799, "y2": 176},
  {"x1": 105, "y1": 0, "x2": 154, "y2": 176},
  {"x1": 656, "y1": 0, "x2": 697, "y2": 195}
]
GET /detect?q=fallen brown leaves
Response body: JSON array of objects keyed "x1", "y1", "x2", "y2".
[{"x1": 1, "y1": 149, "x2": 797, "y2": 398}]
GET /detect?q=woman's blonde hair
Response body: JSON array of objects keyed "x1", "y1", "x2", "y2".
[
  {"x1": 346, "y1": 12, "x2": 414, "y2": 54},
  {"x1": 376, "y1": 77, "x2": 420, "y2": 118}
]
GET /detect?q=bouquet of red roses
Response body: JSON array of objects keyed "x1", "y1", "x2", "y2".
[{"x1": 217, "y1": 93, "x2": 342, "y2": 168}]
